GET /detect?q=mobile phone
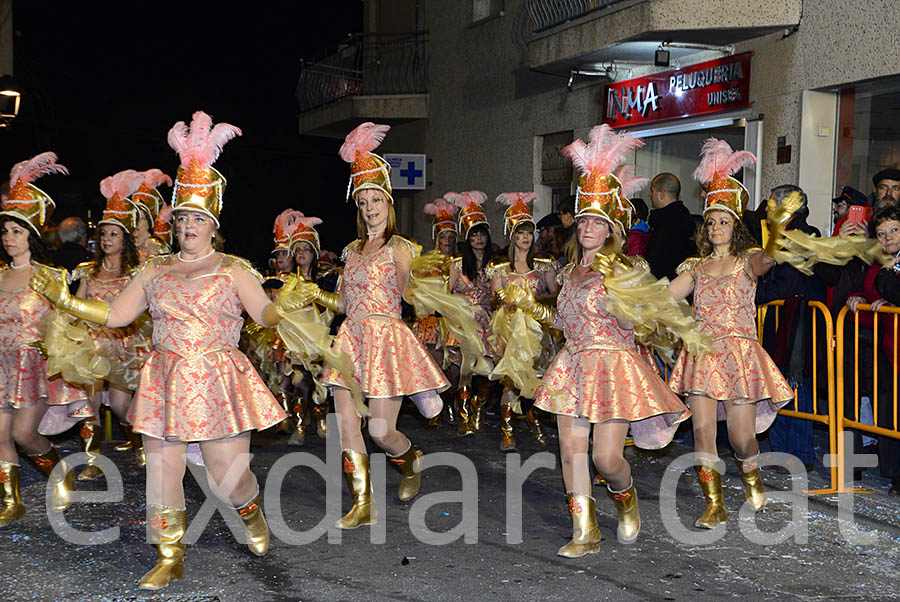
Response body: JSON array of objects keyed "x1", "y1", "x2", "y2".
[{"x1": 847, "y1": 204, "x2": 868, "y2": 226}]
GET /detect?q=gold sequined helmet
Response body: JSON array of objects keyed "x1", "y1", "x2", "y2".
[
  {"x1": 693, "y1": 138, "x2": 756, "y2": 220},
  {"x1": 0, "y1": 152, "x2": 68, "y2": 235},
  {"x1": 133, "y1": 169, "x2": 172, "y2": 226},
  {"x1": 289, "y1": 214, "x2": 323, "y2": 256},
  {"x1": 423, "y1": 197, "x2": 458, "y2": 242},
  {"x1": 98, "y1": 170, "x2": 144, "y2": 233},
  {"x1": 561, "y1": 125, "x2": 644, "y2": 232},
  {"x1": 446, "y1": 191, "x2": 489, "y2": 239},
  {"x1": 272, "y1": 209, "x2": 303, "y2": 253},
  {"x1": 153, "y1": 203, "x2": 173, "y2": 246},
  {"x1": 340, "y1": 122, "x2": 393, "y2": 205},
  {"x1": 496, "y1": 192, "x2": 538, "y2": 238},
  {"x1": 167, "y1": 111, "x2": 241, "y2": 227}
]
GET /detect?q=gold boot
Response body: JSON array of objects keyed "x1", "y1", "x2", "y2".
[
  {"x1": 736, "y1": 454, "x2": 767, "y2": 511},
  {"x1": 235, "y1": 492, "x2": 269, "y2": 556},
  {"x1": 288, "y1": 395, "x2": 308, "y2": 447},
  {"x1": 0, "y1": 461, "x2": 25, "y2": 527},
  {"x1": 695, "y1": 463, "x2": 727, "y2": 529},
  {"x1": 336, "y1": 450, "x2": 376, "y2": 529},
  {"x1": 526, "y1": 407, "x2": 548, "y2": 445},
  {"x1": 138, "y1": 505, "x2": 186, "y2": 590},
  {"x1": 27, "y1": 446, "x2": 74, "y2": 512},
  {"x1": 606, "y1": 479, "x2": 640, "y2": 544},
  {"x1": 443, "y1": 389, "x2": 457, "y2": 425},
  {"x1": 470, "y1": 393, "x2": 486, "y2": 432},
  {"x1": 557, "y1": 492, "x2": 603, "y2": 557},
  {"x1": 457, "y1": 387, "x2": 474, "y2": 437},
  {"x1": 389, "y1": 444, "x2": 424, "y2": 501},
  {"x1": 500, "y1": 402, "x2": 517, "y2": 452},
  {"x1": 313, "y1": 402, "x2": 329, "y2": 439},
  {"x1": 273, "y1": 392, "x2": 292, "y2": 433},
  {"x1": 77, "y1": 420, "x2": 104, "y2": 481},
  {"x1": 114, "y1": 424, "x2": 134, "y2": 451}
]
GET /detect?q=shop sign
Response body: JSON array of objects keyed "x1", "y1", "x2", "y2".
[{"x1": 604, "y1": 51, "x2": 752, "y2": 128}]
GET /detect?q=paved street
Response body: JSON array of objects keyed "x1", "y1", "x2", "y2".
[{"x1": 2, "y1": 410, "x2": 899, "y2": 602}]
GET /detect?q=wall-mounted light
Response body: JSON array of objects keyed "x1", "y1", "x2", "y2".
[
  {"x1": 0, "y1": 76, "x2": 20, "y2": 125},
  {"x1": 654, "y1": 47, "x2": 670, "y2": 67}
]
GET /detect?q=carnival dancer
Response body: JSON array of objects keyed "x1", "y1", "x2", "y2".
[
  {"x1": 0, "y1": 152, "x2": 79, "y2": 526},
  {"x1": 445, "y1": 190, "x2": 495, "y2": 436},
  {"x1": 667, "y1": 138, "x2": 794, "y2": 529},
  {"x1": 519, "y1": 126, "x2": 690, "y2": 555},
  {"x1": 132, "y1": 169, "x2": 172, "y2": 262},
  {"x1": 487, "y1": 192, "x2": 559, "y2": 451},
  {"x1": 31, "y1": 112, "x2": 296, "y2": 589},
  {"x1": 287, "y1": 213, "x2": 339, "y2": 443},
  {"x1": 294, "y1": 122, "x2": 449, "y2": 530},
  {"x1": 45, "y1": 170, "x2": 151, "y2": 478},
  {"x1": 415, "y1": 197, "x2": 459, "y2": 427},
  {"x1": 152, "y1": 202, "x2": 174, "y2": 251}
]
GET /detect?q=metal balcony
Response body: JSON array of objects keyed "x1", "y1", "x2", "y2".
[{"x1": 526, "y1": 0, "x2": 628, "y2": 33}]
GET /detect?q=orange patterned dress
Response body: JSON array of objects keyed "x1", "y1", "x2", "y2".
[
  {"x1": 127, "y1": 255, "x2": 286, "y2": 441},
  {"x1": 535, "y1": 266, "x2": 689, "y2": 449},
  {"x1": 0, "y1": 265, "x2": 87, "y2": 410},
  {"x1": 668, "y1": 255, "x2": 793, "y2": 433},
  {"x1": 321, "y1": 236, "x2": 449, "y2": 398},
  {"x1": 448, "y1": 256, "x2": 493, "y2": 357}
]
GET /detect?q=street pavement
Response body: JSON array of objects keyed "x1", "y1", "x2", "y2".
[{"x1": 1, "y1": 410, "x2": 899, "y2": 602}]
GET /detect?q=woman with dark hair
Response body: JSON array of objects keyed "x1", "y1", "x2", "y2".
[
  {"x1": 45, "y1": 171, "x2": 150, "y2": 478},
  {"x1": 446, "y1": 191, "x2": 495, "y2": 435},
  {"x1": 668, "y1": 139, "x2": 792, "y2": 530},
  {"x1": 0, "y1": 152, "x2": 80, "y2": 528},
  {"x1": 296, "y1": 123, "x2": 448, "y2": 530},
  {"x1": 488, "y1": 192, "x2": 559, "y2": 451}
]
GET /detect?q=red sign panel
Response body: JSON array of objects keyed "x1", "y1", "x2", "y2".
[{"x1": 603, "y1": 51, "x2": 752, "y2": 128}]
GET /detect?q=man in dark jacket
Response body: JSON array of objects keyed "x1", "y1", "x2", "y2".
[{"x1": 645, "y1": 173, "x2": 697, "y2": 280}]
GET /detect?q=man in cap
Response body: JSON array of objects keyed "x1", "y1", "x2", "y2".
[
  {"x1": 832, "y1": 185, "x2": 869, "y2": 236},
  {"x1": 873, "y1": 167, "x2": 900, "y2": 210}
]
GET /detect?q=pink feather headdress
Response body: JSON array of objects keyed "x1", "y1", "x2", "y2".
[
  {"x1": 424, "y1": 197, "x2": 459, "y2": 241},
  {"x1": 98, "y1": 170, "x2": 143, "y2": 231},
  {"x1": 341, "y1": 122, "x2": 393, "y2": 204},
  {"x1": 1, "y1": 152, "x2": 68, "y2": 234},
  {"x1": 153, "y1": 203, "x2": 174, "y2": 244},
  {"x1": 496, "y1": 192, "x2": 537, "y2": 237},
  {"x1": 693, "y1": 137, "x2": 756, "y2": 218},
  {"x1": 447, "y1": 191, "x2": 489, "y2": 239},
  {"x1": 290, "y1": 212, "x2": 324, "y2": 254},
  {"x1": 273, "y1": 209, "x2": 304, "y2": 251}
]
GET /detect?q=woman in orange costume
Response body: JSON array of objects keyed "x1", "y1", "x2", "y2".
[{"x1": 297, "y1": 122, "x2": 448, "y2": 530}]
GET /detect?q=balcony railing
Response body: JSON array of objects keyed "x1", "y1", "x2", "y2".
[
  {"x1": 296, "y1": 32, "x2": 428, "y2": 113},
  {"x1": 526, "y1": 0, "x2": 628, "y2": 33}
]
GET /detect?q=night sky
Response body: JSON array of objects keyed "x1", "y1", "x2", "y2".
[{"x1": 6, "y1": 2, "x2": 364, "y2": 267}]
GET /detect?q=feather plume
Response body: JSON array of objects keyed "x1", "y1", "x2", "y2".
[
  {"x1": 99, "y1": 170, "x2": 144, "y2": 200},
  {"x1": 156, "y1": 203, "x2": 173, "y2": 224},
  {"x1": 339, "y1": 122, "x2": 390, "y2": 163},
  {"x1": 9, "y1": 152, "x2": 68, "y2": 186},
  {"x1": 297, "y1": 215, "x2": 323, "y2": 229},
  {"x1": 693, "y1": 137, "x2": 756, "y2": 182},
  {"x1": 614, "y1": 165, "x2": 650, "y2": 199},
  {"x1": 167, "y1": 111, "x2": 241, "y2": 169},
  {"x1": 464, "y1": 190, "x2": 487, "y2": 207},
  {"x1": 561, "y1": 125, "x2": 643, "y2": 177},
  {"x1": 560, "y1": 139, "x2": 588, "y2": 174},
  {"x1": 273, "y1": 209, "x2": 304, "y2": 237},
  {"x1": 423, "y1": 198, "x2": 458, "y2": 216},
  {"x1": 496, "y1": 192, "x2": 537, "y2": 207},
  {"x1": 139, "y1": 168, "x2": 172, "y2": 189}
]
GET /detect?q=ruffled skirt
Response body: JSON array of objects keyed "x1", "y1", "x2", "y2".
[
  {"x1": 668, "y1": 335, "x2": 793, "y2": 433},
  {"x1": 93, "y1": 325, "x2": 151, "y2": 391},
  {"x1": 128, "y1": 347, "x2": 286, "y2": 441},
  {"x1": 321, "y1": 315, "x2": 449, "y2": 398},
  {"x1": 0, "y1": 347, "x2": 48, "y2": 409},
  {"x1": 535, "y1": 346, "x2": 689, "y2": 449}
]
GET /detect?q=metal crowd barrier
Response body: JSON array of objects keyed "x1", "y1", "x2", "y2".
[
  {"x1": 835, "y1": 304, "x2": 900, "y2": 491},
  {"x1": 757, "y1": 300, "x2": 842, "y2": 494}
]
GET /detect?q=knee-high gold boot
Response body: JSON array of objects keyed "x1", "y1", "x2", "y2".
[
  {"x1": 0, "y1": 461, "x2": 25, "y2": 527},
  {"x1": 273, "y1": 392, "x2": 292, "y2": 433},
  {"x1": 525, "y1": 407, "x2": 548, "y2": 444},
  {"x1": 443, "y1": 388, "x2": 457, "y2": 425},
  {"x1": 606, "y1": 479, "x2": 640, "y2": 544},
  {"x1": 312, "y1": 402, "x2": 329, "y2": 439},
  {"x1": 336, "y1": 449, "x2": 376, "y2": 529},
  {"x1": 77, "y1": 419, "x2": 104, "y2": 481},
  {"x1": 288, "y1": 395, "x2": 309, "y2": 447},
  {"x1": 389, "y1": 444, "x2": 424, "y2": 501},
  {"x1": 500, "y1": 401, "x2": 517, "y2": 452},
  {"x1": 557, "y1": 491, "x2": 603, "y2": 557},
  {"x1": 234, "y1": 491, "x2": 270, "y2": 556},
  {"x1": 26, "y1": 446, "x2": 74, "y2": 512},
  {"x1": 695, "y1": 463, "x2": 727, "y2": 529},
  {"x1": 456, "y1": 387, "x2": 474, "y2": 437},
  {"x1": 470, "y1": 386, "x2": 487, "y2": 432},
  {"x1": 735, "y1": 453, "x2": 767, "y2": 511},
  {"x1": 138, "y1": 505, "x2": 186, "y2": 590}
]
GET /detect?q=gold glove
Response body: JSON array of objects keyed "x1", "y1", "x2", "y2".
[
  {"x1": 30, "y1": 266, "x2": 110, "y2": 325},
  {"x1": 501, "y1": 283, "x2": 555, "y2": 327},
  {"x1": 287, "y1": 280, "x2": 342, "y2": 314},
  {"x1": 764, "y1": 192, "x2": 804, "y2": 257},
  {"x1": 590, "y1": 252, "x2": 618, "y2": 276}
]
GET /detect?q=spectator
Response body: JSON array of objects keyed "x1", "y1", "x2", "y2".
[
  {"x1": 645, "y1": 172, "x2": 697, "y2": 279},
  {"x1": 557, "y1": 195, "x2": 575, "y2": 243},
  {"x1": 831, "y1": 186, "x2": 869, "y2": 236},
  {"x1": 535, "y1": 212, "x2": 562, "y2": 259},
  {"x1": 52, "y1": 216, "x2": 91, "y2": 271},
  {"x1": 872, "y1": 168, "x2": 900, "y2": 211},
  {"x1": 754, "y1": 185, "x2": 825, "y2": 470},
  {"x1": 625, "y1": 197, "x2": 650, "y2": 257}
]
